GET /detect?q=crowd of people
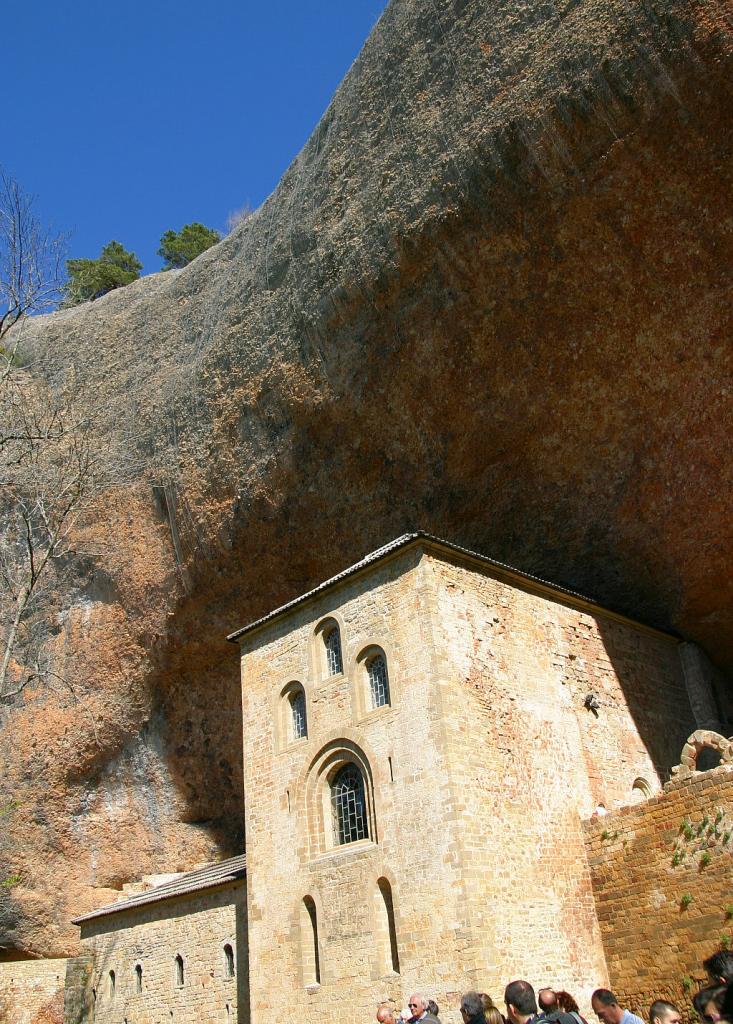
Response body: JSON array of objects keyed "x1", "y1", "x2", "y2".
[{"x1": 375, "y1": 950, "x2": 733, "y2": 1024}]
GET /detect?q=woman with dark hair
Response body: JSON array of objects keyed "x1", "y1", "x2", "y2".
[
  {"x1": 556, "y1": 992, "x2": 588, "y2": 1024},
  {"x1": 692, "y1": 985, "x2": 727, "y2": 1023}
]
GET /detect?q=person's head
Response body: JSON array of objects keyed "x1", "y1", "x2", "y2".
[
  {"x1": 649, "y1": 1001, "x2": 681, "y2": 1024},
  {"x1": 461, "y1": 992, "x2": 486, "y2": 1022},
  {"x1": 480, "y1": 995, "x2": 496, "y2": 1014},
  {"x1": 592, "y1": 989, "x2": 624, "y2": 1024},
  {"x1": 505, "y1": 981, "x2": 538, "y2": 1024},
  {"x1": 693, "y1": 986, "x2": 727, "y2": 1023},
  {"x1": 428, "y1": 1002, "x2": 440, "y2": 1018},
  {"x1": 556, "y1": 993, "x2": 579, "y2": 1015},
  {"x1": 705, "y1": 953, "x2": 733, "y2": 986},
  {"x1": 409, "y1": 995, "x2": 427, "y2": 1020},
  {"x1": 377, "y1": 1006, "x2": 396, "y2": 1024},
  {"x1": 486, "y1": 1009, "x2": 505, "y2": 1024},
  {"x1": 538, "y1": 990, "x2": 558, "y2": 1013}
]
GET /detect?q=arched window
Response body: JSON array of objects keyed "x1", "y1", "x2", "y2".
[
  {"x1": 301, "y1": 896, "x2": 321, "y2": 985},
  {"x1": 135, "y1": 964, "x2": 142, "y2": 993},
  {"x1": 697, "y1": 746, "x2": 723, "y2": 771},
  {"x1": 367, "y1": 653, "x2": 390, "y2": 709},
  {"x1": 108, "y1": 971, "x2": 116, "y2": 998},
  {"x1": 290, "y1": 687, "x2": 307, "y2": 740},
  {"x1": 224, "y1": 943, "x2": 235, "y2": 979},
  {"x1": 324, "y1": 626, "x2": 343, "y2": 676},
  {"x1": 174, "y1": 954, "x2": 184, "y2": 987},
  {"x1": 631, "y1": 777, "x2": 652, "y2": 802},
  {"x1": 331, "y1": 763, "x2": 369, "y2": 845},
  {"x1": 375, "y1": 877, "x2": 400, "y2": 974}
]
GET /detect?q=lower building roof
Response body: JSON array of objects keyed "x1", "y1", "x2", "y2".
[{"x1": 72, "y1": 854, "x2": 246, "y2": 925}]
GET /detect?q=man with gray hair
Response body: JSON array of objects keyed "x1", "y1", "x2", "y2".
[
  {"x1": 408, "y1": 995, "x2": 430, "y2": 1023},
  {"x1": 461, "y1": 992, "x2": 488, "y2": 1024}
]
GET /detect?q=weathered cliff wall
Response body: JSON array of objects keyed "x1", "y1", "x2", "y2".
[{"x1": 1, "y1": 0, "x2": 731, "y2": 955}]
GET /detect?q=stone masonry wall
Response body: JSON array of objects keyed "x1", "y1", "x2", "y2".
[
  {"x1": 0, "y1": 959, "x2": 67, "y2": 1024},
  {"x1": 240, "y1": 547, "x2": 484, "y2": 1024},
  {"x1": 424, "y1": 552, "x2": 695, "y2": 1012},
  {"x1": 78, "y1": 882, "x2": 247, "y2": 1024},
  {"x1": 584, "y1": 764, "x2": 733, "y2": 1018},
  {"x1": 239, "y1": 542, "x2": 697, "y2": 1024}
]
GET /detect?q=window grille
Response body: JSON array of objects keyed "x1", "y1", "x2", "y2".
[
  {"x1": 291, "y1": 689, "x2": 307, "y2": 740},
  {"x1": 367, "y1": 654, "x2": 390, "y2": 708},
  {"x1": 324, "y1": 626, "x2": 343, "y2": 676},
  {"x1": 224, "y1": 944, "x2": 235, "y2": 978},
  {"x1": 135, "y1": 965, "x2": 142, "y2": 993},
  {"x1": 331, "y1": 763, "x2": 368, "y2": 845}
]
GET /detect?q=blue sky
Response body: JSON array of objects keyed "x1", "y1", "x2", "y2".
[{"x1": 5, "y1": 1, "x2": 388, "y2": 273}]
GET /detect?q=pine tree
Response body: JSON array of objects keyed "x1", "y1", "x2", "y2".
[
  {"x1": 157, "y1": 222, "x2": 220, "y2": 270},
  {"x1": 64, "y1": 240, "x2": 142, "y2": 306}
]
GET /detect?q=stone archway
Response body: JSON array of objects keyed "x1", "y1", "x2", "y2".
[{"x1": 671, "y1": 730, "x2": 733, "y2": 780}]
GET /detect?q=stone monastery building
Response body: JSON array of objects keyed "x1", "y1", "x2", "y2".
[{"x1": 61, "y1": 534, "x2": 731, "y2": 1024}]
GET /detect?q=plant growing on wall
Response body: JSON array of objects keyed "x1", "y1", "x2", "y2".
[
  {"x1": 680, "y1": 894, "x2": 693, "y2": 910},
  {"x1": 671, "y1": 807, "x2": 732, "y2": 870}
]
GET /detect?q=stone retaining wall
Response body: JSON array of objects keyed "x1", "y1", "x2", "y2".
[
  {"x1": 0, "y1": 959, "x2": 66, "y2": 1024},
  {"x1": 584, "y1": 764, "x2": 733, "y2": 1017}
]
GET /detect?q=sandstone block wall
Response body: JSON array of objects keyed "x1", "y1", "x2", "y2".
[
  {"x1": 241, "y1": 547, "x2": 473, "y2": 1024},
  {"x1": 584, "y1": 764, "x2": 733, "y2": 1017},
  {"x1": 78, "y1": 882, "x2": 247, "y2": 1024},
  {"x1": 425, "y1": 551, "x2": 694, "y2": 1010},
  {"x1": 238, "y1": 540, "x2": 696, "y2": 1024},
  {"x1": 0, "y1": 958, "x2": 67, "y2": 1024}
]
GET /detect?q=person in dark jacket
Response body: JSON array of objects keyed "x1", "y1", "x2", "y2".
[{"x1": 461, "y1": 992, "x2": 488, "y2": 1024}]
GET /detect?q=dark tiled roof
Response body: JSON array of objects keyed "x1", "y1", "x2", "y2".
[
  {"x1": 226, "y1": 531, "x2": 663, "y2": 644},
  {"x1": 72, "y1": 855, "x2": 246, "y2": 925},
  {"x1": 226, "y1": 533, "x2": 421, "y2": 641}
]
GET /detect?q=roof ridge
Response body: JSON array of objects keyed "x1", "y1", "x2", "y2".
[{"x1": 72, "y1": 854, "x2": 246, "y2": 925}]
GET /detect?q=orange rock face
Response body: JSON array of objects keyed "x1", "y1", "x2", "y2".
[{"x1": 1, "y1": 0, "x2": 731, "y2": 955}]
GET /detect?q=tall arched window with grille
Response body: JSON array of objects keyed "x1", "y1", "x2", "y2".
[
  {"x1": 367, "y1": 653, "x2": 390, "y2": 709},
  {"x1": 331, "y1": 763, "x2": 369, "y2": 845},
  {"x1": 290, "y1": 687, "x2": 307, "y2": 740},
  {"x1": 324, "y1": 625, "x2": 343, "y2": 676}
]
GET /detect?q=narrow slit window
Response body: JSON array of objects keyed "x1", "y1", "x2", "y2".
[
  {"x1": 377, "y1": 877, "x2": 400, "y2": 974},
  {"x1": 302, "y1": 896, "x2": 321, "y2": 985},
  {"x1": 135, "y1": 964, "x2": 142, "y2": 993},
  {"x1": 224, "y1": 943, "x2": 235, "y2": 978},
  {"x1": 291, "y1": 688, "x2": 307, "y2": 739},
  {"x1": 175, "y1": 955, "x2": 184, "y2": 987},
  {"x1": 108, "y1": 971, "x2": 116, "y2": 998},
  {"x1": 331, "y1": 763, "x2": 369, "y2": 845},
  {"x1": 367, "y1": 653, "x2": 390, "y2": 708},
  {"x1": 324, "y1": 626, "x2": 343, "y2": 676}
]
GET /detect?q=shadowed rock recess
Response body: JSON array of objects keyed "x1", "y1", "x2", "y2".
[{"x1": 1, "y1": 0, "x2": 732, "y2": 956}]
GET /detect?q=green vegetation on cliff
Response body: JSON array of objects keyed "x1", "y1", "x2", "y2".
[
  {"x1": 63, "y1": 240, "x2": 142, "y2": 305},
  {"x1": 157, "y1": 222, "x2": 221, "y2": 269}
]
